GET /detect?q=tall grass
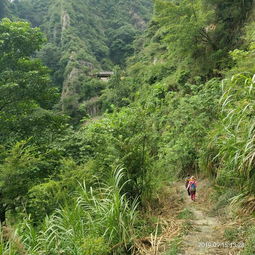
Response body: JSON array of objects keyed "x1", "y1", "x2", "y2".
[
  {"x1": 201, "y1": 72, "x2": 255, "y2": 212},
  {"x1": 1, "y1": 168, "x2": 139, "y2": 255},
  {"x1": 77, "y1": 168, "x2": 139, "y2": 250}
]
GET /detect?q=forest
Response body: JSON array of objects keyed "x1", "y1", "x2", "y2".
[{"x1": 1, "y1": 0, "x2": 255, "y2": 254}]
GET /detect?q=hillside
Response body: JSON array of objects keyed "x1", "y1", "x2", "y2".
[
  {"x1": 1, "y1": 0, "x2": 255, "y2": 254},
  {"x1": 0, "y1": 0, "x2": 11, "y2": 18},
  {"x1": 10, "y1": 0, "x2": 152, "y2": 119}
]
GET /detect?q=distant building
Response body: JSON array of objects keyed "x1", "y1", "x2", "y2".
[{"x1": 95, "y1": 71, "x2": 114, "y2": 81}]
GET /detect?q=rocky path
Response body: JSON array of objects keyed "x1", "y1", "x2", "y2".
[
  {"x1": 180, "y1": 181, "x2": 227, "y2": 255},
  {"x1": 138, "y1": 180, "x2": 244, "y2": 255}
]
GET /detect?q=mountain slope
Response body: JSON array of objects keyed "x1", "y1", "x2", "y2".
[
  {"x1": 11, "y1": 0, "x2": 152, "y2": 118},
  {"x1": 0, "y1": 0, "x2": 11, "y2": 18}
]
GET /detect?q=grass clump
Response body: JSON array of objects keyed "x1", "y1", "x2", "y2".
[
  {"x1": 164, "y1": 237, "x2": 182, "y2": 255},
  {"x1": 241, "y1": 226, "x2": 255, "y2": 255},
  {"x1": 82, "y1": 236, "x2": 109, "y2": 255},
  {"x1": 177, "y1": 208, "x2": 194, "y2": 220},
  {"x1": 180, "y1": 220, "x2": 195, "y2": 236},
  {"x1": 224, "y1": 227, "x2": 240, "y2": 242}
]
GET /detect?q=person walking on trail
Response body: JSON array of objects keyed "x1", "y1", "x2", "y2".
[
  {"x1": 185, "y1": 176, "x2": 191, "y2": 196},
  {"x1": 187, "y1": 176, "x2": 197, "y2": 201}
]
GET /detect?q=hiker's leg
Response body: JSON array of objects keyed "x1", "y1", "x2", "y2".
[{"x1": 193, "y1": 191, "x2": 196, "y2": 201}]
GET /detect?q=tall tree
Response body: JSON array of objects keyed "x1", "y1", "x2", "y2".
[
  {"x1": 0, "y1": 18, "x2": 63, "y2": 144},
  {"x1": 0, "y1": 19, "x2": 67, "y2": 223}
]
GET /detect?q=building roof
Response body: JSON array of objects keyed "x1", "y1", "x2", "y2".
[{"x1": 96, "y1": 71, "x2": 114, "y2": 77}]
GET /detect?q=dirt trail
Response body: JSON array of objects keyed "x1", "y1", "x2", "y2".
[
  {"x1": 180, "y1": 180, "x2": 226, "y2": 255},
  {"x1": 137, "y1": 180, "x2": 243, "y2": 255}
]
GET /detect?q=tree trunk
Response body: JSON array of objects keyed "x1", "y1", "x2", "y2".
[{"x1": 0, "y1": 204, "x2": 6, "y2": 224}]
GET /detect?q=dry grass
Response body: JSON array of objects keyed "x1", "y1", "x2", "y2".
[
  {"x1": 2, "y1": 225, "x2": 27, "y2": 255},
  {"x1": 133, "y1": 184, "x2": 185, "y2": 255},
  {"x1": 135, "y1": 179, "x2": 255, "y2": 255},
  {"x1": 240, "y1": 196, "x2": 255, "y2": 214}
]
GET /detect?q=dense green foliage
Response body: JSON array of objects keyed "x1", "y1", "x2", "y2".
[
  {"x1": 201, "y1": 38, "x2": 255, "y2": 212},
  {"x1": 0, "y1": 18, "x2": 65, "y2": 143},
  {"x1": 1, "y1": 0, "x2": 255, "y2": 254},
  {"x1": 10, "y1": 0, "x2": 152, "y2": 119},
  {"x1": 0, "y1": 19, "x2": 67, "y2": 226}
]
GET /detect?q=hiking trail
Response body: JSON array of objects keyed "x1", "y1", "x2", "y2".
[
  {"x1": 137, "y1": 180, "x2": 244, "y2": 255},
  {"x1": 179, "y1": 180, "x2": 226, "y2": 255}
]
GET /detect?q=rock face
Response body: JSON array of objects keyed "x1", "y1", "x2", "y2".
[{"x1": 11, "y1": 0, "x2": 152, "y2": 117}]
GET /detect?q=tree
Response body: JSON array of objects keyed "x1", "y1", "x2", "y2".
[
  {"x1": 109, "y1": 24, "x2": 138, "y2": 65},
  {"x1": 0, "y1": 19, "x2": 68, "y2": 223},
  {"x1": 0, "y1": 19, "x2": 64, "y2": 144},
  {"x1": 153, "y1": 0, "x2": 218, "y2": 77},
  {"x1": 0, "y1": 141, "x2": 42, "y2": 223}
]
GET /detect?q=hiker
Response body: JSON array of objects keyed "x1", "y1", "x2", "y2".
[
  {"x1": 187, "y1": 176, "x2": 197, "y2": 201},
  {"x1": 185, "y1": 176, "x2": 190, "y2": 196}
]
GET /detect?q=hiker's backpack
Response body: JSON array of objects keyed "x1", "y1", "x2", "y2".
[{"x1": 190, "y1": 183, "x2": 196, "y2": 192}]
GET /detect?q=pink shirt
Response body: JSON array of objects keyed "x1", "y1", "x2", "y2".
[{"x1": 187, "y1": 180, "x2": 197, "y2": 189}]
